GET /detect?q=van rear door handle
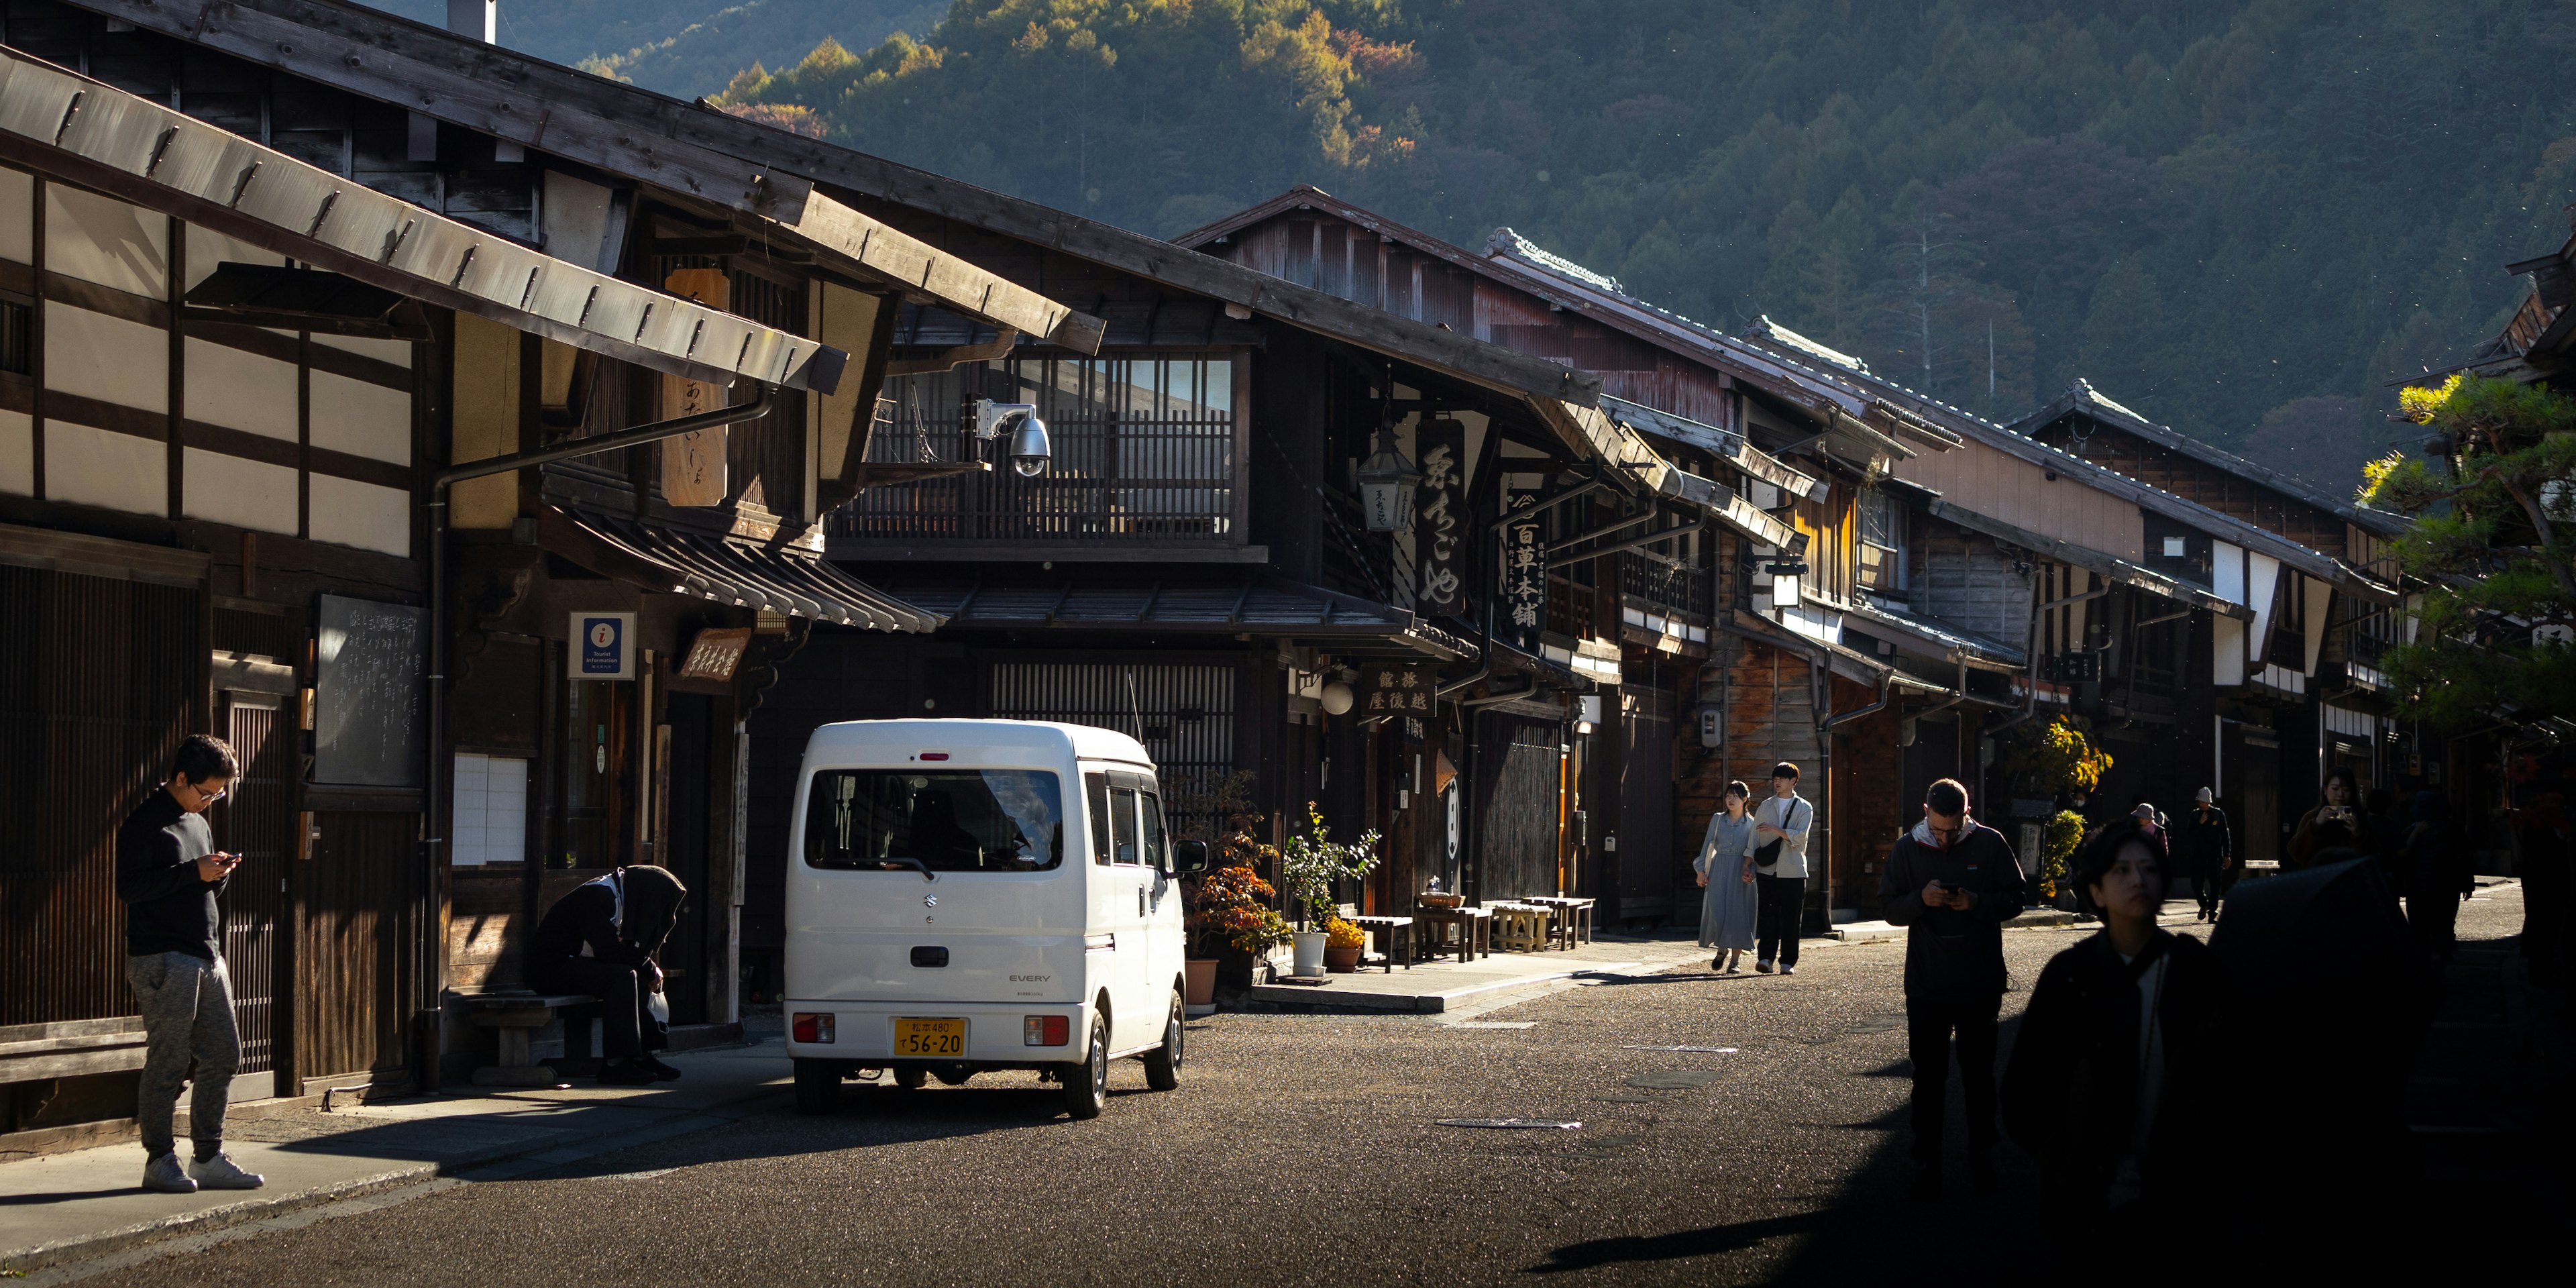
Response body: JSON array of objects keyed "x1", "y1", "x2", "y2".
[{"x1": 1084, "y1": 933, "x2": 1116, "y2": 953}]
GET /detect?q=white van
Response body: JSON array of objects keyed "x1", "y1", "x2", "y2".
[{"x1": 781, "y1": 718, "x2": 1208, "y2": 1118}]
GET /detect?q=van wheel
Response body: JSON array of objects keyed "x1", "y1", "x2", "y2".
[
  {"x1": 1061, "y1": 1014, "x2": 1108, "y2": 1120},
  {"x1": 1142, "y1": 991, "x2": 1183, "y2": 1091},
  {"x1": 893, "y1": 1066, "x2": 928, "y2": 1090},
  {"x1": 932, "y1": 1065, "x2": 974, "y2": 1087},
  {"x1": 792, "y1": 1059, "x2": 841, "y2": 1115}
]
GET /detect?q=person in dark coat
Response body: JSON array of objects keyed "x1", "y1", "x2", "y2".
[
  {"x1": 2002, "y1": 816, "x2": 2234, "y2": 1242},
  {"x1": 1878, "y1": 777, "x2": 2028, "y2": 1199},
  {"x1": 530, "y1": 865, "x2": 689, "y2": 1085},
  {"x1": 2182, "y1": 788, "x2": 2233, "y2": 922},
  {"x1": 2398, "y1": 792, "x2": 2470, "y2": 967},
  {"x1": 2288, "y1": 767, "x2": 2367, "y2": 869}
]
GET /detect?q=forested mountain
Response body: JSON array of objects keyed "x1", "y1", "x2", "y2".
[
  {"x1": 392, "y1": 1, "x2": 2576, "y2": 492},
  {"x1": 358, "y1": 1, "x2": 938, "y2": 97}
]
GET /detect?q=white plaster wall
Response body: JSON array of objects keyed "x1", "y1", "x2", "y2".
[
  {"x1": 0, "y1": 166, "x2": 30, "y2": 264},
  {"x1": 309, "y1": 472, "x2": 409, "y2": 555},
  {"x1": 309, "y1": 370, "x2": 410, "y2": 464},
  {"x1": 184, "y1": 338, "x2": 300, "y2": 439},
  {"x1": 46, "y1": 186, "x2": 166, "y2": 298},
  {"x1": 45, "y1": 421, "x2": 164, "y2": 515},
  {"x1": 45, "y1": 303, "x2": 168, "y2": 413},
  {"x1": 182, "y1": 447, "x2": 298, "y2": 535},
  {"x1": 0, "y1": 409, "x2": 30, "y2": 494}
]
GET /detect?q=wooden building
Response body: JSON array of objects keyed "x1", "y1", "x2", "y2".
[{"x1": 0, "y1": 0, "x2": 1089, "y2": 1144}]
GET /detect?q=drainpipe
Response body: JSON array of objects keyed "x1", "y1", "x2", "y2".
[
  {"x1": 419, "y1": 383, "x2": 774, "y2": 1091},
  {"x1": 1990, "y1": 582, "x2": 2114, "y2": 741},
  {"x1": 2118, "y1": 606, "x2": 2192, "y2": 728}
]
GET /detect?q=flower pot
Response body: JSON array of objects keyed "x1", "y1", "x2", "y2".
[
  {"x1": 1324, "y1": 945, "x2": 1362, "y2": 973},
  {"x1": 1291, "y1": 930, "x2": 1328, "y2": 977},
  {"x1": 1184, "y1": 958, "x2": 1218, "y2": 1006}
]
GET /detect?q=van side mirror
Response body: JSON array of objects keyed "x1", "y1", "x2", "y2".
[{"x1": 1169, "y1": 839, "x2": 1211, "y2": 875}]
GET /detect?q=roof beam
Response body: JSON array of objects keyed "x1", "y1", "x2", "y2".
[{"x1": 67, "y1": 0, "x2": 1105, "y2": 353}]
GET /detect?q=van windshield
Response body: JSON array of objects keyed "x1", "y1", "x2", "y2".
[{"x1": 804, "y1": 770, "x2": 1065, "y2": 872}]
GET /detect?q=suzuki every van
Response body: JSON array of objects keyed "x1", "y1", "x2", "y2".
[{"x1": 782, "y1": 719, "x2": 1209, "y2": 1118}]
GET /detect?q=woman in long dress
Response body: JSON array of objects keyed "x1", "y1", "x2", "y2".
[{"x1": 1694, "y1": 781, "x2": 1760, "y2": 972}]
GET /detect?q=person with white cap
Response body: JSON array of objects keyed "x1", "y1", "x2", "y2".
[{"x1": 2182, "y1": 788, "x2": 2233, "y2": 921}]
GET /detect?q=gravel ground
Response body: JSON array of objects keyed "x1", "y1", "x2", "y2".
[{"x1": 71, "y1": 889, "x2": 2547, "y2": 1287}]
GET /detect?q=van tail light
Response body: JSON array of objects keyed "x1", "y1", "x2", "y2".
[
  {"x1": 792, "y1": 1012, "x2": 836, "y2": 1044},
  {"x1": 1024, "y1": 1015, "x2": 1069, "y2": 1046}
]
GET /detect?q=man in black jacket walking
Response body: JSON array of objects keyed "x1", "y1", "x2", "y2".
[
  {"x1": 1879, "y1": 777, "x2": 2027, "y2": 1199},
  {"x1": 117, "y1": 734, "x2": 264, "y2": 1194}
]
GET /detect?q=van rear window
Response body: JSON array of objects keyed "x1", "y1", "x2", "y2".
[{"x1": 804, "y1": 770, "x2": 1065, "y2": 872}]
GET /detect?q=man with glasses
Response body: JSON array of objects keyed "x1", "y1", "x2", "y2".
[
  {"x1": 117, "y1": 733, "x2": 264, "y2": 1193},
  {"x1": 1880, "y1": 777, "x2": 2027, "y2": 1200}
]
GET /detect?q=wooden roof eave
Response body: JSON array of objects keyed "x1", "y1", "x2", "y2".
[
  {"x1": 1923, "y1": 498, "x2": 2252, "y2": 622},
  {"x1": 0, "y1": 47, "x2": 841, "y2": 391},
  {"x1": 1532, "y1": 399, "x2": 1807, "y2": 553},
  {"x1": 72, "y1": 0, "x2": 1106, "y2": 356}
]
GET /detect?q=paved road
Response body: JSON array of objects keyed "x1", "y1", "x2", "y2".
[{"x1": 64, "y1": 892, "x2": 2553, "y2": 1286}]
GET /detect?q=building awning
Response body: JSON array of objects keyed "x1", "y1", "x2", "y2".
[
  {"x1": 543, "y1": 507, "x2": 942, "y2": 632},
  {"x1": 1602, "y1": 395, "x2": 1827, "y2": 503},
  {"x1": 880, "y1": 576, "x2": 1478, "y2": 660},
  {"x1": 1842, "y1": 597, "x2": 2029, "y2": 669},
  {"x1": 0, "y1": 48, "x2": 843, "y2": 392},
  {"x1": 1925, "y1": 498, "x2": 2253, "y2": 621},
  {"x1": 1534, "y1": 399, "x2": 1807, "y2": 553}
]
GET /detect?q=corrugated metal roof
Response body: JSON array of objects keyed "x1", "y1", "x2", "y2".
[
  {"x1": 548, "y1": 507, "x2": 941, "y2": 632},
  {"x1": 881, "y1": 580, "x2": 1477, "y2": 659}
]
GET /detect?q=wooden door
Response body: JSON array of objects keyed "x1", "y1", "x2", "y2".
[
  {"x1": 215, "y1": 692, "x2": 294, "y2": 1088},
  {"x1": 1477, "y1": 716, "x2": 1563, "y2": 902},
  {"x1": 1618, "y1": 688, "x2": 1676, "y2": 922}
]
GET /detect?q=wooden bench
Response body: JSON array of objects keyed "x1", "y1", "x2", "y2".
[
  {"x1": 1525, "y1": 896, "x2": 1596, "y2": 949},
  {"x1": 1347, "y1": 915, "x2": 1415, "y2": 972},
  {"x1": 450, "y1": 991, "x2": 597, "y2": 1087},
  {"x1": 1486, "y1": 902, "x2": 1555, "y2": 953},
  {"x1": 1413, "y1": 906, "x2": 1492, "y2": 963}
]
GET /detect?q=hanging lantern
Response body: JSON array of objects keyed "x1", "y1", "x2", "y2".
[{"x1": 1356, "y1": 424, "x2": 1421, "y2": 532}]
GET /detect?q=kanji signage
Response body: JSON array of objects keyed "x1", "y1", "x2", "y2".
[
  {"x1": 1501, "y1": 491, "x2": 1544, "y2": 649},
  {"x1": 1415, "y1": 416, "x2": 1465, "y2": 612},
  {"x1": 1361, "y1": 663, "x2": 1436, "y2": 716}
]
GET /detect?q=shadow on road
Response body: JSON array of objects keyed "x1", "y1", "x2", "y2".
[{"x1": 1529, "y1": 1212, "x2": 1827, "y2": 1273}]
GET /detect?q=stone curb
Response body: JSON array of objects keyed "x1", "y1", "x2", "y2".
[{"x1": 0, "y1": 1081, "x2": 788, "y2": 1276}]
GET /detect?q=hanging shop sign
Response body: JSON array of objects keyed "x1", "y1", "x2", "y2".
[
  {"x1": 677, "y1": 627, "x2": 754, "y2": 683},
  {"x1": 1361, "y1": 663, "x2": 1436, "y2": 716},
  {"x1": 1501, "y1": 491, "x2": 1545, "y2": 650},
  {"x1": 659, "y1": 268, "x2": 733, "y2": 506},
  {"x1": 1415, "y1": 416, "x2": 1466, "y2": 612}
]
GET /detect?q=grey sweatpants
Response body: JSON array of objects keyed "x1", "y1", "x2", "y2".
[{"x1": 125, "y1": 951, "x2": 240, "y2": 1159}]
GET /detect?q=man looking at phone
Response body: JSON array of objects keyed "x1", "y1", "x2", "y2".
[
  {"x1": 117, "y1": 734, "x2": 264, "y2": 1194},
  {"x1": 1880, "y1": 777, "x2": 2028, "y2": 1199}
]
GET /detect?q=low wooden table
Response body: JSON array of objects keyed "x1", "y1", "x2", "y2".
[
  {"x1": 1347, "y1": 915, "x2": 1414, "y2": 972},
  {"x1": 1413, "y1": 906, "x2": 1492, "y2": 963},
  {"x1": 1525, "y1": 896, "x2": 1596, "y2": 949}
]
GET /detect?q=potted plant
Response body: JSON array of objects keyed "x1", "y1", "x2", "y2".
[
  {"x1": 1323, "y1": 916, "x2": 1366, "y2": 973},
  {"x1": 1189, "y1": 854, "x2": 1291, "y2": 994},
  {"x1": 1277, "y1": 802, "x2": 1383, "y2": 977}
]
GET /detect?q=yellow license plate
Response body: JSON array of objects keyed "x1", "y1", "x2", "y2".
[{"x1": 894, "y1": 1018, "x2": 965, "y2": 1057}]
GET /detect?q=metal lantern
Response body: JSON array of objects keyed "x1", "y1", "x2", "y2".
[{"x1": 1356, "y1": 426, "x2": 1421, "y2": 531}]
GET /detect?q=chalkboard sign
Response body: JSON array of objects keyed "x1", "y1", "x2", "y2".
[{"x1": 315, "y1": 594, "x2": 425, "y2": 788}]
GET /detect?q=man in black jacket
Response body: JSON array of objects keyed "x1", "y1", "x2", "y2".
[
  {"x1": 529, "y1": 866, "x2": 689, "y2": 1085},
  {"x1": 117, "y1": 734, "x2": 264, "y2": 1194},
  {"x1": 2184, "y1": 788, "x2": 2234, "y2": 922},
  {"x1": 1879, "y1": 777, "x2": 2027, "y2": 1199}
]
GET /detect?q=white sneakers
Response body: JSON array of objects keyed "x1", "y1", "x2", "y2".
[
  {"x1": 141, "y1": 1152, "x2": 196, "y2": 1193},
  {"x1": 190, "y1": 1150, "x2": 266, "y2": 1189},
  {"x1": 141, "y1": 1150, "x2": 266, "y2": 1192}
]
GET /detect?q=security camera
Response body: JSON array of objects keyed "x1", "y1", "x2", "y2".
[{"x1": 971, "y1": 398, "x2": 1051, "y2": 478}]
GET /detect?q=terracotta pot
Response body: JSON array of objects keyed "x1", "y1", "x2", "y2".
[
  {"x1": 1324, "y1": 946, "x2": 1362, "y2": 973},
  {"x1": 1184, "y1": 958, "x2": 1219, "y2": 1006}
]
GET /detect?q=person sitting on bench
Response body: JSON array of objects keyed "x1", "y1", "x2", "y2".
[{"x1": 529, "y1": 865, "x2": 688, "y2": 1085}]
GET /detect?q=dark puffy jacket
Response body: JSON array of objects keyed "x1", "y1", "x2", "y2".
[{"x1": 1878, "y1": 821, "x2": 2029, "y2": 1002}]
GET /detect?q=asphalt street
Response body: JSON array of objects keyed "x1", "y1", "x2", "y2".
[{"x1": 58, "y1": 890, "x2": 2555, "y2": 1287}]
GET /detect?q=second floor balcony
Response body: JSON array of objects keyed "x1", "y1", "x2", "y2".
[{"x1": 826, "y1": 351, "x2": 1254, "y2": 561}]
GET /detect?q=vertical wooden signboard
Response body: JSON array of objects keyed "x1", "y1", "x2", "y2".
[
  {"x1": 1501, "y1": 491, "x2": 1545, "y2": 651},
  {"x1": 1415, "y1": 416, "x2": 1465, "y2": 612},
  {"x1": 661, "y1": 268, "x2": 731, "y2": 506}
]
